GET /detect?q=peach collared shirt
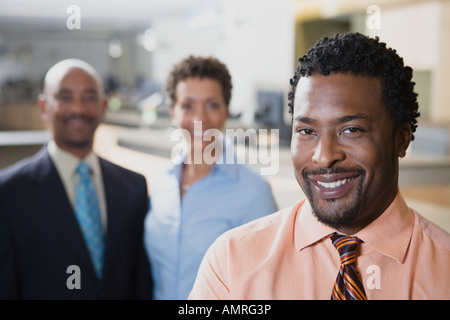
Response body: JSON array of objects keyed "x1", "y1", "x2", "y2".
[{"x1": 189, "y1": 192, "x2": 450, "y2": 299}]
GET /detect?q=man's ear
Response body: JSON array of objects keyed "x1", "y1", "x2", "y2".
[
  {"x1": 396, "y1": 123, "x2": 413, "y2": 158},
  {"x1": 37, "y1": 93, "x2": 48, "y2": 121},
  {"x1": 101, "y1": 96, "x2": 108, "y2": 117}
]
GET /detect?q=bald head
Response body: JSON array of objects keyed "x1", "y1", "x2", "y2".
[{"x1": 43, "y1": 59, "x2": 104, "y2": 96}]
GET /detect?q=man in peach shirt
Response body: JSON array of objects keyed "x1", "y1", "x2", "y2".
[{"x1": 189, "y1": 33, "x2": 450, "y2": 300}]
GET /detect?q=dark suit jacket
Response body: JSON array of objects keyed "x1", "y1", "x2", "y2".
[{"x1": 0, "y1": 146, "x2": 153, "y2": 299}]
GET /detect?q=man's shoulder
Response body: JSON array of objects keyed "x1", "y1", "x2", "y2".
[
  {"x1": 0, "y1": 158, "x2": 32, "y2": 182},
  {"x1": 99, "y1": 157, "x2": 145, "y2": 180},
  {"x1": 414, "y1": 210, "x2": 450, "y2": 252},
  {"x1": 99, "y1": 158, "x2": 148, "y2": 195},
  {"x1": 0, "y1": 148, "x2": 47, "y2": 186}
]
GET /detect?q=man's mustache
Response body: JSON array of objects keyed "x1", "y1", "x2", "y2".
[
  {"x1": 63, "y1": 114, "x2": 94, "y2": 122},
  {"x1": 303, "y1": 167, "x2": 365, "y2": 177}
]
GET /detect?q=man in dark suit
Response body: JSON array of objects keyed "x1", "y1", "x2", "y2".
[{"x1": 0, "y1": 59, "x2": 152, "y2": 299}]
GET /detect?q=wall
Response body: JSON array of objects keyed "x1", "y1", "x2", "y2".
[
  {"x1": 435, "y1": 0, "x2": 450, "y2": 122},
  {"x1": 151, "y1": 0, "x2": 295, "y2": 127},
  {"x1": 291, "y1": 0, "x2": 450, "y2": 125},
  {"x1": 1, "y1": 36, "x2": 110, "y2": 85},
  {"x1": 367, "y1": 0, "x2": 450, "y2": 124},
  {"x1": 0, "y1": 31, "x2": 151, "y2": 89}
]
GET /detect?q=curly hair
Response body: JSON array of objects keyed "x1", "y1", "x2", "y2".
[
  {"x1": 164, "y1": 55, "x2": 232, "y2": 109},
  {"x1": 288, "y1": 32, "x2": 420, "y2": 139}
]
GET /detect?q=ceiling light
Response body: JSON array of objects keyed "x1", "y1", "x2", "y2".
[{"x1": 108, "y1": 38, "x2": 122, "y2": 58}]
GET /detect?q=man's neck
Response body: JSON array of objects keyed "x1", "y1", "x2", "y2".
[{"x1": 54, "y1": 140, "x2": 93, "y2": 160}]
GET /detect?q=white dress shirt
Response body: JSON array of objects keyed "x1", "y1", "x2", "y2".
[{"x1": 47, "y1": 140, "x2": 107, "y2": 232}]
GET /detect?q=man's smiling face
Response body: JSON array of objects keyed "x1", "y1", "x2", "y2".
[
  {"x1": 291, "y1": 73, "x2": 410, "y2": 234},
  {"x1": 39, "y1": 66, "x2": 106, "y2": 158}
]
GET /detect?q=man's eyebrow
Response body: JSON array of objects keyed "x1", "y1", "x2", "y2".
[
  {"x1": 54, "y1": 88, "x2": 72, "y2": 96},
  {"x1": 337, "y1": 114, "x2": 370, "y2": 123},
  {"x1": 84, "y1": 88, "x2": 98, "y2": 94},
  {"x1": 293, "y1": 116, "x2": 315, "y2": 124},
  {"x1": 293, "y1": 114, "x2": 370, "y2": 124},
  {"x1": 55, "y1": 87, "x2": 98, "y2": 95}
]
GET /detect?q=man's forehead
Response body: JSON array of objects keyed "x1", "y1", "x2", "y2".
[
  {"x1": 296, "y1": 73, "x2": 381, "y2": 92},
  {"x1": 295, "y1": 73, "x2": 381, "y2": 100},
  {"x1": 44, "y1": 60, "x2": 102, "y2": 94},
  {"x1": 45, "y1": 70, "x2": 99, "y2": 95},
  {"x1": 293, "y1": 73, "x2": 382, "y2": 115}
]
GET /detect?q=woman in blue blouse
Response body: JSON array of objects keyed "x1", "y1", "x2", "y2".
[{"x1": 143, "y1": 55, "x2": 278, "y2": 300}]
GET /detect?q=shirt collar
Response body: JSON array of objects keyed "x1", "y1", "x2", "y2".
[
  {"x1": 355, "y1": 191, "x2": 414, "y2": 263},
  {"x1": 47, "y1": 139, "x2": 100, "y2": 179},
  {"x1": 295, "y1": 190, "x2": 414, "y2": 264},
  {"x1": 294, "y1": 200, "x2": 335, "y2": 252}
]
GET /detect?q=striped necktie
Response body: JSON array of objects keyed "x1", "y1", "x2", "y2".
[
  {"x1": 75, "y1": 161, "x2": 104, "y2": 279},
  {"x1": 330, "y1": 233, "x2": 367, "y2": 300}
]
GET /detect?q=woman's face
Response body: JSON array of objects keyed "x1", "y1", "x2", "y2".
[{"x1": 170, "y1": 77, "x2": 229, "y2": 154}]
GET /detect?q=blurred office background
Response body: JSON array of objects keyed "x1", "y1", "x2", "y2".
[{"x1": 0, "y1": 0, "x2": 449, "y2": 230}]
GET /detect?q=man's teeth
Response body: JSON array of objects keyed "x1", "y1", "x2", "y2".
[{"x1": 317, "y1": 178, "x2": 352, "y2": 189}]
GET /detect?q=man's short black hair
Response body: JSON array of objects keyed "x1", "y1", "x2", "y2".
[{"x1": 288, "y1": 32, "x2": 420, "y2": 139}]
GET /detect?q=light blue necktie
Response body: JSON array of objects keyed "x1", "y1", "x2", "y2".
[{"x1": 75, "y1": 161, "x2": 104, "y2": 279}]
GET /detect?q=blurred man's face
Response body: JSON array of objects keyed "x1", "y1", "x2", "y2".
[
  {"x1": 291, "y1": 73, "x2": 411, "y2": 234},
  {"x1": 39, "y1": 67, "x2": 107, "y2": 157}
]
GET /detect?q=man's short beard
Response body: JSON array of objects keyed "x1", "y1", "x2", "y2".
[{"x1": 303, "y1": 168, "x2": 365, "y2": 231}]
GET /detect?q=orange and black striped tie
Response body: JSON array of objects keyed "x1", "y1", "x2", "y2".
[{"x1": 330, "y1": 233, "x2": 367, "y2": 300}]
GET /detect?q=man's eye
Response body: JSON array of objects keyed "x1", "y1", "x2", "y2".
[
  {"x1": 297, "y1": 128, "x2": 315, "y2": 135},
  {"x1": 342, "y1": 127, "x2": 362, "y2": 134},
  {"x1": 57, "y1": 95, "x2": 72, "y2": 102},
  {"x1": 84, "y1": 95, "x2": 98, "y2": 102}
]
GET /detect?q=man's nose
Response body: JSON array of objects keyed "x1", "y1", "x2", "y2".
[
  {"x1": 312, "y1": 134, "x2": 345, "y2": 168},
  {"x1": 70, "y1": 97, "x2": 88, "y2": 113}
]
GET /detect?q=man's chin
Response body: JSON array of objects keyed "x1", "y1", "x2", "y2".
[
  {"x1": 307, "y1": 188, "x2": 362, "y2": 230},
  {"x1": 303, "y1": 169, "x2": 365, "y2": 230},
  {"x1": 311, "y1": 203, "x2": 359, "y2": 230},
  {"x1": 62, "y1": 138, "x2": 93, "y2": 150}
]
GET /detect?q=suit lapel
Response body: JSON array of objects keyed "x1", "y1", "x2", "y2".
[
  {"x1": 30, "y1": 147, "x2": 94, "y2": 270},
  {"x1": 98, "y1": 158, "x2": 122, "y2": 280}
]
